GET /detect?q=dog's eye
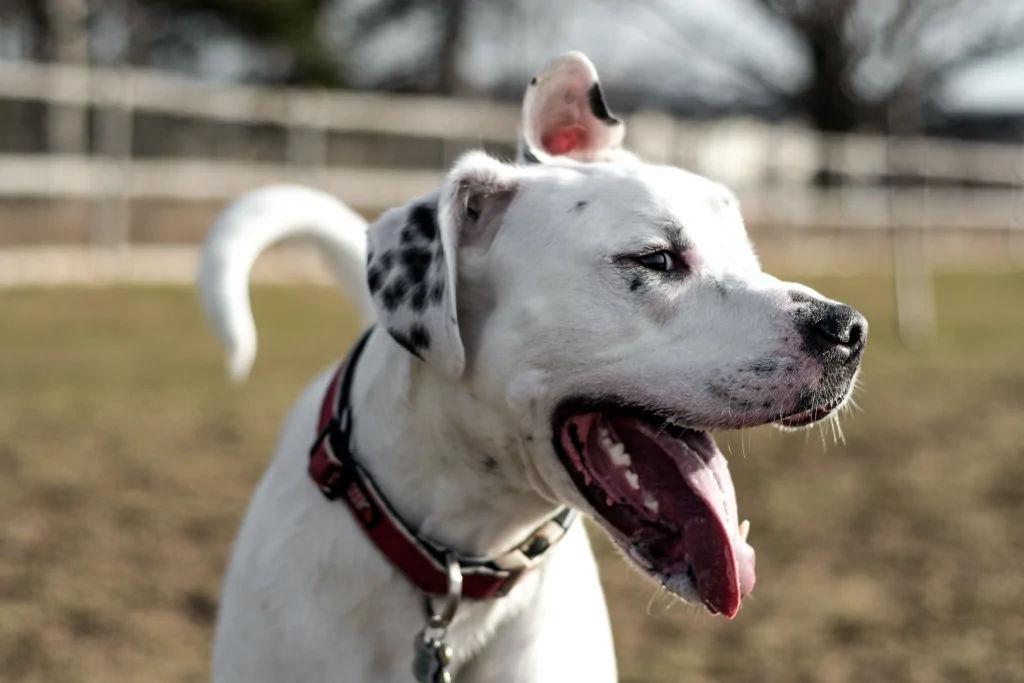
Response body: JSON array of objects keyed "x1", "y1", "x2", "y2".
[{"x1": 634, "y1": 251, "x2": 677, "y2": 272}]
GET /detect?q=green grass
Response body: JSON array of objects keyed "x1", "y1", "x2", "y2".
[{"x1": 1, "y1": 273, "x2": 1023, "y2": 683}]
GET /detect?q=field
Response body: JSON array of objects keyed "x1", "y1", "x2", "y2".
[{"x1": 2, "y1": 272, "x2": 1023, "y2": 683}]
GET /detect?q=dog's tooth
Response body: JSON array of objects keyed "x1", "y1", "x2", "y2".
[
  {"x1": 608, "y1": 443, "x2": 631, "y2": 467},
  {"x1": 625, "y1": 470, "x2": 640, "y2": 490},
  {"x1": 643, "y1": 494, "x2": 659, "y2": 513},
  {"x1": 739, "y1": 519, "x2": 750, "y2": 542}
]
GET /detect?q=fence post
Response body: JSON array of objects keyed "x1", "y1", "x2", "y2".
[
  {"x1": 44, "y1": 0, "x2": 89, "y2": 155},
  {"x1": 91, "y1": 65, "x2": 134, "y2": 261},
  {"x1": 888, "y1": 136, "x2": 936, "y2": 347},
  {"x1": 1012, "y1": 146, "x2": 1024, "y2": 267},
  {"x1": 286, "y1": 92, "x2": 327, "y2": 185}
]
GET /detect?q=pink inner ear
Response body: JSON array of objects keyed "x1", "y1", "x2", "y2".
[{"x1": 542, "y1": 125, "x2": 588, "y2": 156}]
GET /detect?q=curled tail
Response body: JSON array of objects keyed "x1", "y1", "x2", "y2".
[{"x1": 196, "y1": 184, "x2": 376, "y2": 383}]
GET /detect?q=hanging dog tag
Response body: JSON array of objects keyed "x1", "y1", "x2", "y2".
[
  {"x1": 413, "y1": 553, "x2": 461, "y2": 683},
  {"x1": 413, "y1": 630, "x2": 453, "y2": 683}
]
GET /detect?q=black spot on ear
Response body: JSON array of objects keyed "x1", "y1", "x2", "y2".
[
  {"x1": 401, "y1": 246, "x2": 432, "y2": 284},
  {"x1": 429, "y1": 281, "x2": 446, "y2": 303},
  {"x1": 521, "y1": 145, "x2": 541, "y2": 165},
  {"x1": 629, "y1": 275, "x2": 644, "y2": 292},
  {"x1": 587, "y1": 83, "x2": 620, "y2": 125},
  {"x1": 381, "y1": 279, "x2": 409, "y2": 311},
  {"x1": 408, "y1": 324, "x2": 431, "y2": 351},
  {"x1": 410, "y1": 283, "x2": 429, "y2": 312},
  {"x1": 410, "y1": 204, "x2": 438, "y2": 241},
  {"x1": 573, "y1": 200, "x2": 589, "y2": 212},
  {"x1": 367, "y1": 266, "x2": 384, "y2": 294},
  {"x1": 529, "y1": 76, "x2": 537, "y2": 85}
]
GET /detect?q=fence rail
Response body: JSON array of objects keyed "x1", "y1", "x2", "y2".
[
  {"x1": 0, "y1": 154, "x2": 442, "y2": 204},
  {"x1": 0, "y1": 60, "x2": 520, "y2": 143},
  {"x1": 1, "y1": 154, "x2": 1021, "y2": 233},
  {"x1": 1, "y1": 59, "x2": 1023, "y2": 345},
  {"x1": 3, "y1": 60, "x2": 1024, "y2": 190}
]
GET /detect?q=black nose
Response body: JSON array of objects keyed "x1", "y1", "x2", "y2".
[{"x1": 797, "y1": 298, "x2": 867, "y2": 357}]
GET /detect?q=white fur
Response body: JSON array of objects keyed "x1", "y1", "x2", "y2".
[
  {"x1": 196, "y1": 184, "x2": 375, "y2": 382},
  {"x1": 212, "y1": 352, "x2": 616, "y2": 682},
  {"x1": 197, "y1": 51, "x2": 625, "y2": 383},
  {"x1": 207, "y1": 155, "x2": 858, "y2": 683},
  {"x1": 200, "y1": 54, "x2": 861, "y2": 683}
]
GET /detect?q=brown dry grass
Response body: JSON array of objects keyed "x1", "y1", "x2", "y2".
[{"x1": 1, "y1": 273, "x2": 1023, "y2": 683}]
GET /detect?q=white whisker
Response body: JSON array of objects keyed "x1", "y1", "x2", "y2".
[{"x1": 646, "y1": 585, "x2": 676, "y2": 616}]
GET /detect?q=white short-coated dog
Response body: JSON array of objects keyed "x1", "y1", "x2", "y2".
[{"x1": 197, "y1": 52, "x2": 867, "y2": 683}]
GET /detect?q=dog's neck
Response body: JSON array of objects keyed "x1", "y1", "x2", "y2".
[{"x1": 347, "y1": 328, "x2": 560, "y2": 558}]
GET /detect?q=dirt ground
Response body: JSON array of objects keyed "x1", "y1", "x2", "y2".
[{"x1": 1, "y1": 273, "x2": 1023, "y2": 683}]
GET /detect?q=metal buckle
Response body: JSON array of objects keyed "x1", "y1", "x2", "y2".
[{"x1": 423, "y1": 552, "x2": 463, "y2": 632}]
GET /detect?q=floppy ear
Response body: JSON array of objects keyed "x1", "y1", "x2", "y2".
[
  {"x1": 517, "y1": 51, "x2": 628, "y2": 164},
  {"x1": 365, "y1": 152, "x2": 520, "y2": 378}
]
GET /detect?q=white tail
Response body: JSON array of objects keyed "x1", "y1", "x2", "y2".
[{"x1": 196, "y1": 184, "x2": 377, "y2": 383}]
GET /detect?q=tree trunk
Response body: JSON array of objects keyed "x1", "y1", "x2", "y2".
[
  {"x1": 43, "y1": 0, "x2": 90, "y2": 154},
  {"x1": 436, "y1": 0, "x2": 469, "y2": 95},
  {"x1": 801, "y1": 32, "x2": 863, "y2": 187}
]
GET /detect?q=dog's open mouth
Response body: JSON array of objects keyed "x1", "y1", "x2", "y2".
[{"x1": 553, "y1": 400, "x2": 757, "y2": 618}]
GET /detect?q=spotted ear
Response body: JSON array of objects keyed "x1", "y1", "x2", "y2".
[
  {"x1": 365, "y1": 152, "x2": 520, "y2": 378},
  {"x1": 517, "y1": 51, "x2": 628, "y2": 164}
]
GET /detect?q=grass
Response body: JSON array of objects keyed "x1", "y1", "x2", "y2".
[{"x1": 1, "y1": 273, "x2": 1023, "y2": 683}]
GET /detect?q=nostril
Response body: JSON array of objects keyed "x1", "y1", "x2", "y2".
[
  {"x1": 811, "y1": 319, "x2": 847, "y2": 346},
  {"x1": 847, "y1": 318, "x2": 865, "y2": 350},
  {"x1": 802, "y1": 304, "x2": 867, "y2": 354}
]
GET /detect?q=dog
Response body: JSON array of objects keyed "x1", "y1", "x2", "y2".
[{"x1": 197, "y1": 52, "x2": 867, "y2": 683}]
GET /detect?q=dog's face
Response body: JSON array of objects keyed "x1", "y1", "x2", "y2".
[{"x1": 364, "y1": 54, "x2": 866, "y2": 620}]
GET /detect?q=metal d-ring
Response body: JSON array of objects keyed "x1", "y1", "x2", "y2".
[{"x1": 423, "y1": 552, "x2": 463, "y2": 632}]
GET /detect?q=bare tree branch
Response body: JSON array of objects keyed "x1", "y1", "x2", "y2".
[
  {"x1": 352, "y1": 0, "x2": 423, "y2": 37},
  {"x1": 596, "y1": 0, "x2": 796, "y2": 102},
  {"x1": 919, "y1": 15, "x2": 1024, "y2": 88}
]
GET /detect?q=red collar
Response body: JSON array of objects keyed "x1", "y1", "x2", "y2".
[{"x1": 309, "y1": 328, "x2": 577, "y2": 600}]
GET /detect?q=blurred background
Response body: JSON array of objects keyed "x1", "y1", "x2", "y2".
[{"x1": 1, "y1": 1, "x2": 1023, "y2": 682}]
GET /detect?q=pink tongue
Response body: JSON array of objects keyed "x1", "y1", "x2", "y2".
[{"x1": 609, "y1": 418, "x2": 756, "y2": 618}]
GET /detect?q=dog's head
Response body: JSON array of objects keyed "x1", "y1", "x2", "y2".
[{"x1": 363, "y1": 55, "x2": 866, "y2": 620}]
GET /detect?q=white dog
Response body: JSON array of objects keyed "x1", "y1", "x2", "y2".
[{"x1": 197, "y1": 52, "x2": 866, "y2": 683}]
